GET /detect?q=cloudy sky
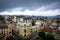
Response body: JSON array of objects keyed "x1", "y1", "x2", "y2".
[{"x1": 0, "y1": 0, "x2": 60, "y2": 16}]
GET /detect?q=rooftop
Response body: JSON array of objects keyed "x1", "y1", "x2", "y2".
[{"x1": 16, "y1": 22, "x2": 31, "y2": 26}]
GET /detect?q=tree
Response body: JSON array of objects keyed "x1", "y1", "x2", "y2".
[
  {"x1": 32, "y1": 20, "x2": 35, "y2": 26},
  {"x1": 45, "y1": 33, "x2": 55, "y2": 40},
  {"x1": 38, "y1": 30, "x2": 55, "y2": 40},
  {"x1": 38, "y1": 31, "x2": 45, "y2": 40},
  {"x1": 40, "y1": 18, "x2": 44, "y2": 21},
  {"x1": 6, "y1": 36, "x2": 15, "y2": 40},
  {"x1": 32, "y1": 18, "x2": 36, "y2": 26},
  {"x1": 36, "y1": 36, "x2": 43, "y2": 40}
]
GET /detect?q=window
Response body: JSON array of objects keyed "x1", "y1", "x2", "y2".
[
  {"x1": 24, "y1": 29, "x2": 26, "y2": 33},
  {"x1": 24, "y1": 34, "x2": 26, "y2": 37}
]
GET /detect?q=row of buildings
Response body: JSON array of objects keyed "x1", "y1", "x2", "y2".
[
  {"x1": 12, "y1": 16, "x2": 44, "y2": 39},
  {"x1": 0, "y1": 15, "x2": 60, "y2": 40}
]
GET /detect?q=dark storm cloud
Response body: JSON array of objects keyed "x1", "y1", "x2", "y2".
[{"x1": 0, "y1": 0, "x2": 60, "y2": 12}]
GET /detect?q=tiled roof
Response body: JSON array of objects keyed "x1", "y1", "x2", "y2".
[
  {"x1": 16, "y1": 22, "x2": 31, "y2": 26},
  {"x1": 44, "y1": 26, "x2": 53, "y2": 32},
  {"x1": 32, "y1": 26, "x2": 39, "y2": 28}
]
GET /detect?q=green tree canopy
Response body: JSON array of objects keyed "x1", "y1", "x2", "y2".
[
  {"x1": 38, "y1": 31, "x2": 45, "y2": 40},
  {"x1": 37, "y1": 31, "x2": 55, "y2": 40},
  {"x1": 45, "y1": 33, "x2": 55, "y2": 40},
  {"x1": 36, "y1": 36, "x2": 43, "y2": 40}
]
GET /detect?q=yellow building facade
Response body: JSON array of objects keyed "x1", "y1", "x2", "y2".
[{"x1": 12, "y1": 16, "x2": 44, "y2": 38}]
